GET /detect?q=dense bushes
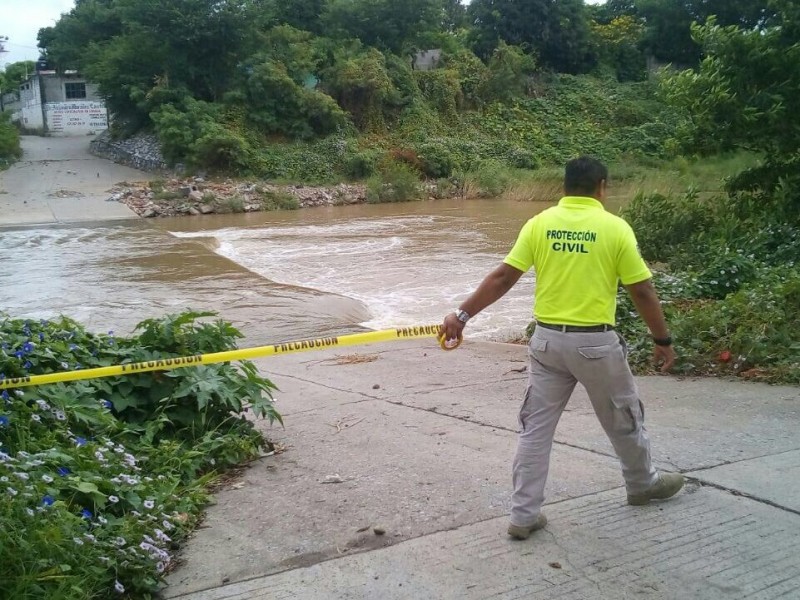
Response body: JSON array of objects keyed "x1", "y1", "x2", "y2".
[
  {"x1": 0, "y1": 312, "x2": 280, "y2": 598},
  {"x1": 617, "y1": 188, "x2": 800, "y2": 382},
  {"x1": 0, "y1": 112, "x2": 21, "y2": 169}
]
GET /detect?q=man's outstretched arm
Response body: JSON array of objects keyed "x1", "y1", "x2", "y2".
[
  {"x1": 440, "y1": 263, "x2": 524, "y2": 343},
  {"x1": 624, "y1": 279, "x2": 676, "y2": 372}
]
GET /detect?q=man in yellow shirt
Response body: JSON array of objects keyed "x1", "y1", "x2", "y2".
[{"x1": 441, "y1": 156, "x2": 683, "y2": 540}]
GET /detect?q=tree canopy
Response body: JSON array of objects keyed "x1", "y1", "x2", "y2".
[{"x1": 663, "y1": 0, "x2": 800, "y2": 204}]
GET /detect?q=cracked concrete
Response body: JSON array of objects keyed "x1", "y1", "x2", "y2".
[{"x1": 162, "y1": 339, "x2": 800, "y2": 599}]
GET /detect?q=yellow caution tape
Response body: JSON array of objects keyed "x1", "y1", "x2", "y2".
[{"x1": 0, "y1": 325, "x2": 460, "y2": 390}]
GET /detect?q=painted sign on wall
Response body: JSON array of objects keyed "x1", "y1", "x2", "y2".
[{"x1": 44, "y1": 101, "x2": 108, "y2": 135}]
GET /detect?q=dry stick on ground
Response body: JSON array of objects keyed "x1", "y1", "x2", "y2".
[{"x1": 327, "y1": 415, "x2": 366, "y2": 433}]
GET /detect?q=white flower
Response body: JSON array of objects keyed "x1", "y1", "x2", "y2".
[
  {"x1": 26, "y1": 508, "x2": 34, "y2": 516},
  {"x1": 114, "y1": 581, "x2": 125, "y2": 594},
  {"x1": 108, "y1": 495, "x2": 119, "y2": 504},
  {"x1": 13, "y1": 472, "x2": 29, "y2": 480},
  {"x1": 144, "y1": 500, "x2": 155, "y2": 510},
  {"x1": 156, "y1": 561, "x2": 166, "y2": 573},
  {"x1": 54, "y1": 411, "x2": 66, "y2": 421},
  {"x1": 0, "y1": 476, "x2": 8, "y2": 483},
  {"x1": 95, "y1": 451, "x2": 107, "y2": 462},
  {"x1": 6, "y1": 487, "x2": 18, "y2": 496},
  {"x1": 0, "y1": 452, "x2": 11, "y2": 462},
  {"x1": 98, "y1": 556, "x2": 111, "y2": 564},
  {"x1": 155, "y1": 529, "x2": 171, "y2": 543},
  {"x1": 84, "y1": 533, "x2": 96, "y2": 542},
  {"x1": 105, "y1": 441, "x2": 115, "y2": 448},
  {"x1": 35, "y1": 400, "x2": 50, "y2": 411},
  {"x1": 98, "y1": 516, "x2": 108, "y2": 525},
  {"x1": 31, "y1": 414, "x2": 41, "y2": 422},
  {"x1": 60, "y1": 362, "x2": 69, "y2": 370},
  {"x1": 113, "y1": 537, "x2": 126, "y2": 546},
  {"x1": 162, "y1": 519, "x2": 174, "y2": 530},
  {"x1": 73, "y1": 537, "x2": 84, "y2": 545}
]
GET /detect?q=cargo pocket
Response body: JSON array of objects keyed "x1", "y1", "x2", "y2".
[
  {"x1": 610, "y1": 394, "x2": 644, "y2": 435},
  {"x1": 518, "y1": 385, "x2": 533, "y2": 432},
  {"x1": 529, "y1": 338, "x2": 548, "y2": 354}
]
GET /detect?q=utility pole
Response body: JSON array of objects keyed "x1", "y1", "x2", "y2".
[{"x1": 0, "y1": 36, "x2": 7, "y2": 112}]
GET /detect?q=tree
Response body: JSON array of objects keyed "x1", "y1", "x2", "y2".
[
  {"x1": 637, "y1": 0, "x2": 775, "y2": 66},
  {"x1": 592, "y1": 16, "x2": 646, "y2": 81},
  {"x1": 264, "y1": 0, "x2": 330, "y2": 34},
  {"x1": 0, "y1": 61, "x2": 37, "y2": 92},
  {"x1": 663, "y1": 0, "x2": 800, "y2": 203},
  {"x1": 323, "y1": 0, "x2": 446, "y2": 54},
  {"x1": 38, "y1": 0, "x2": 256, "y2": 130},
  {"x1": 467, "y1": 0, "x2": 596, "y2": 74}
]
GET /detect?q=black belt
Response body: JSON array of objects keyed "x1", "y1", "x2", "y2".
[{"x1": 536, "y1": 322, "x2": 614, "y2": 333}]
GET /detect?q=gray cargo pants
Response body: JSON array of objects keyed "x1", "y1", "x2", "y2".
[{"x1": 510, "y1": 326, "x2": 658, "y2": 527}]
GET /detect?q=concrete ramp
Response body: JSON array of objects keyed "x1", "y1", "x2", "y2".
[{"x1": 0, "y1": 135, "x2": 141, "y2": 227}]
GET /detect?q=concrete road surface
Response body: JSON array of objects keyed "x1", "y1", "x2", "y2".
[{"x1": 0, "y1": 135, "x2": 140, "y2": 227}]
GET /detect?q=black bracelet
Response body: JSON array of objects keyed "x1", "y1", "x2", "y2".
[{"x1": 653, "y1": 336, "x2": 673, "y2": 347}]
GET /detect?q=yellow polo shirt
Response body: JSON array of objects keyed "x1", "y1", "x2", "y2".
[{"x1": 503, "y1": 196, "x2": 651, "y2": 326}]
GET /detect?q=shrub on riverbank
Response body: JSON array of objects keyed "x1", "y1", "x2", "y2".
[
  {"x1": 0, "y1": 312, "x2": 280, "y2": 598},
  {"x1": 616, "y1": 189, "x2": 800, "y2": 383},
  {"x1": 0, "y1": 112, "x2": 22, "y2": 169}
]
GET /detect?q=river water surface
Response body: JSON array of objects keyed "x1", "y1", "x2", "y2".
[{"x1": 1, "y1": 198, "x2": 554, "y2": 344}]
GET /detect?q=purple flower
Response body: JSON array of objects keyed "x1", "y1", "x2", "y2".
[
  {"x1": 102, "y1": 400, "x2": 113, "y2": 409},
  {"x1": 38, "y1": 333, "x2": 45, "y2": 342},
  {"x1": 1, "y1": 391, "x2": 9, "y2": 401},
  {"x1": 0, "y1": 416, "x2": 8, "y2": 427},
  {"x1": 42, "y1": 495, "x2": 55, "y2": 506},
  {"x1": 56, "y1": 467, "x2": 70, "y2": 477},
  {"x1": 14, "y1": 351, "x2": 24, "y2": 359},
  {"x1": 75, "y1": 437, "x2": 87, "y2": 447},
  {"x1": 22, "y1": 342, "x2": 35, "y2": 353},
  {"x1": 23, "y1": 361, "x2": 32, "y2": 370},
  {"x1": 81, "y1": 508, "x2": 92, "y2": 519}
]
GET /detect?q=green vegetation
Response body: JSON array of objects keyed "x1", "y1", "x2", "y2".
[
  {"x1": 0, "y1": 311, "x2": 280, "y2": 598},
  {"x1": 37, "y1": 0, "x2": 749, "y2": 185},
  {"x1": 614, "y1": 0, "x2": 800, "y2": 383},
  {"x1": 0, "y1": 112, "x2": 21, "y2": 169}
]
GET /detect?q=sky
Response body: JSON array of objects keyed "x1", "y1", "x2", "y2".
[
  {"x1": 1, "y1": 0, "x2": 606, "y2": 68},
  {"x1": 0, "y1": 0, "x2": 75, "y2": 67}
]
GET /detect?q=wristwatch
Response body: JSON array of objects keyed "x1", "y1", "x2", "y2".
[
  {"x1": 455, "y1": 309, "x2": 471, "y2": 324},
  {"x1": 653, "y1": 336, "x2": 673, "y2": 346}
]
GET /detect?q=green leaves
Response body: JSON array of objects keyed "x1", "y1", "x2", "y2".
[{"x1": 0, "y1": 310, "x2": 280, "y2": 598}]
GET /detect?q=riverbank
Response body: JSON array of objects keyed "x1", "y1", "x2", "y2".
[{"x1": 107, "y1": 178, "x2": 372, "y2": 218}]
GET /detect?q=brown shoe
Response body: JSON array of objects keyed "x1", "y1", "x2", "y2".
[
  {"x1": 507, "y1": 513, "x2": 548, "y2": 540},
  {"x1": 627, "y1": 473, "x2": 685, "y2": 506}
]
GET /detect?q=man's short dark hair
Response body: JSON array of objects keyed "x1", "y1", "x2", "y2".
[{"x1": 564, "y1": 156, "x2": 608, "y2": 196}]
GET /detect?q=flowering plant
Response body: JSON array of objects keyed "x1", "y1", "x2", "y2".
[{"x1": 0, "y1": 312, "x2": 280, "y2": 597}]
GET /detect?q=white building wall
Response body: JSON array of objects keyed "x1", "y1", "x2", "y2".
[
  {"x1": 19, "y1": 77, "x2": 44, "y2": 131},
  {"x1": 44, "y1": 101, "x2": 108, "y2": 136}
]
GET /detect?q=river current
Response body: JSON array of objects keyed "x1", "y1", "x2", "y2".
[{"x1": 1, "y1": 198, "x2": 553, "y2": 344}]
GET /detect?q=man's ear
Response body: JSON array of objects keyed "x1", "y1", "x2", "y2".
[{"x1": 597, "y1": 179, "x2": 607, "y2": 200}]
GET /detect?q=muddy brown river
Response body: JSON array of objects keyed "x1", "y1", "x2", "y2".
[{"x1": 1, "y1": 198, "x2": 571, "y2": 344}]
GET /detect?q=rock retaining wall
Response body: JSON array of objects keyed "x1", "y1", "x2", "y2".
[{"x1": 90, "y1": 130, "x2": 168, "y2": 173}]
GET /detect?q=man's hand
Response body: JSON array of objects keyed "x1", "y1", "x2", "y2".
[
  {"x1": 440, "y1": 313, "x2": 465, "y2": 349},
  {"x1": 654, "y1": 344, "x2": 676, "y2": 373}
]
